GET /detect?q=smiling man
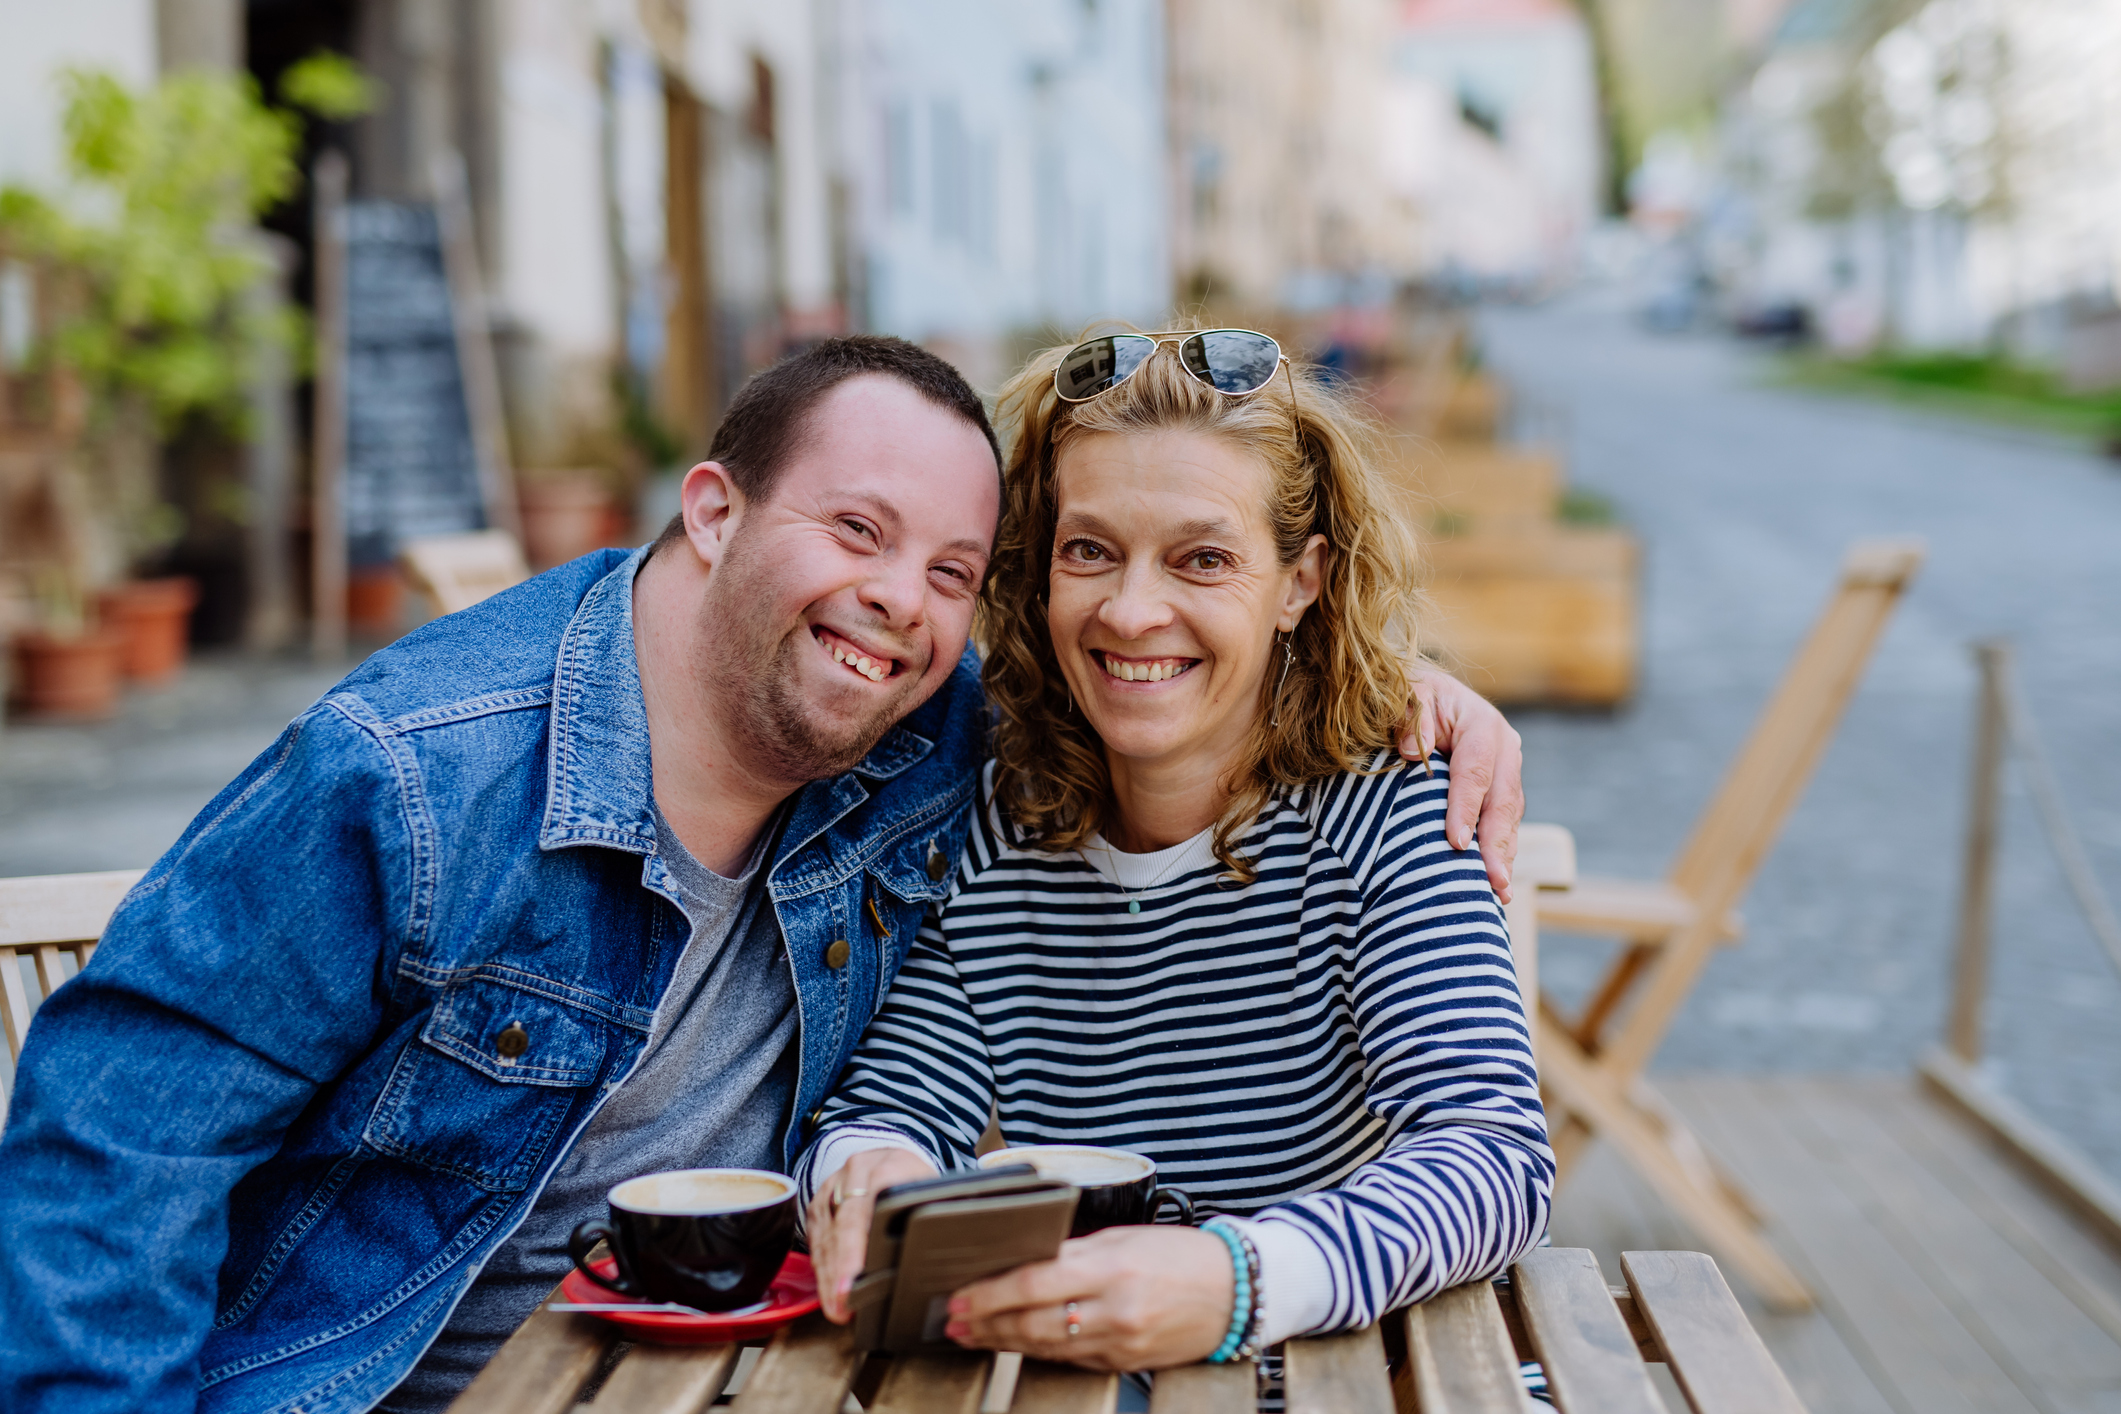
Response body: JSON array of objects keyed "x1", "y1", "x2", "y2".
[{"x1": 0, "y1": 338, "x2": 1523, "y2": 1414}]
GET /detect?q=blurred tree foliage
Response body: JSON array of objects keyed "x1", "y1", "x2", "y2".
[
  {"x1": 0, "y1": 54, "x2": 373, "y2": 436},
  {"x1": 0, "y1": 54, "x2": 371, "y2": 590}
]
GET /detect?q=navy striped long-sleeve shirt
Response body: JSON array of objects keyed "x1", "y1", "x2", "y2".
[{"x1": 798, "y1": 752, "x2": 1554, "y2": 1343}]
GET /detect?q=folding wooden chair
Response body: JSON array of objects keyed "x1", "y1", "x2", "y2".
[
  {"x1": 1533, "y1": 538, "x2": 1926, "y2": 1311},
  {"x1": 399, "y1": 529, "x2": 532, "y2": 616},
  {"x1": 0, "y1": 869, "x2": 145, "y2": 1121}
]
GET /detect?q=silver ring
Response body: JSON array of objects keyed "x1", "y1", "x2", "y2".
[
  {"x1": 1065, "y1": 1300, "x2": 1080, "y2": 1339},
  {"x1": 844, "y1": 1187, "x2": 868, "y2": 1200}
]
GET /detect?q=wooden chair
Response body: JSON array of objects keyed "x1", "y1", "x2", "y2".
[
  {"x1": 399, "y1": 529, "x2": 532, "y2": 616},
  {"x1": 1502, "y1": 822, "x2": 1578, "y2": 1067},
  {"x1": 0, "y1": 869, "x2": 146, "y2": 1120},
  {"x1": 1533, "y1": 538, "x2": 1925, "y2": 1311}
]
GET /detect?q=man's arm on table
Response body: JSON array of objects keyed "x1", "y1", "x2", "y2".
[{"x1": 0, "y1": 705, "x2": 407, "y2": 1412}]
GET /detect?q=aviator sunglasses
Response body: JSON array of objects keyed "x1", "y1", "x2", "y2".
[{"x1": 1053, "y1": 329, "x2": 1299, "y2": 429}]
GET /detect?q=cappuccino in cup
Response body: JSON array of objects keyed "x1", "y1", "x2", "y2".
[{"x1": 980, "y1": 1145, "x2": 1193, "y2": 1236}]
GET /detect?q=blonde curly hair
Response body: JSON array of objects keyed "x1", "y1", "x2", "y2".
[{"x1": 979, "y1": 325, "x2": 1426, "y2": 878}]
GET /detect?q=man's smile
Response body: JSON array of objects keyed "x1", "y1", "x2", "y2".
[{"x1": 813, "y1": 625, "x2": 905, "y2": 684}]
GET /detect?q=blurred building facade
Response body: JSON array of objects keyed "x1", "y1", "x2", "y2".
[
  {"x1": 4, "y1": 0, "x2": 1623, "y2": 475},
  {"x1": 1166, "y1": 0, "x2": 1600, "y2": 309},
  {"x1": 1384, "y1": 0, "x2": 1602, "y2": 290},
  {"x1": 839, "y1": 0, "x2": 1168, "y2": 387},
  {"x1": 1722, "y1": 0, "x2": 2121, "y2": 367}
]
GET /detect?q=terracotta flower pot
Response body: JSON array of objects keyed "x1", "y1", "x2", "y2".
[
  {"x1": 11, "y1": 629, "x2": 127, "y2": 721},
  {"x1": 347, "y1": 566, "x2": 407, "y2": 640},
  {"x1": 97, "y1": 576, "x2": 200, "y2": 686},
  {"x1": 520, "y1": 476, "x2": 619, "y2": 570}
]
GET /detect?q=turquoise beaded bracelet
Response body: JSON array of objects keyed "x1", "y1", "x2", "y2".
[{"x1": 1202, "y1": 1219, "x2": 1263, "y2": 1363}]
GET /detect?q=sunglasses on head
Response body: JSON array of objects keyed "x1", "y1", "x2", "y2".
[{"x1": 1053, "y1": 329, "x2": 1298, "y2": 425}]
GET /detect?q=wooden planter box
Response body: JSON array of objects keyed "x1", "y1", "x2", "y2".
[
  {"x1": 1388, "y1": 440, "x2": 1562, "y2": 530},
  {"x1": 1437, "y1": 373, "x2": 1505, "y2": 440},
  {"x1": 1419, "y1": 526, "x2": 1640, "y2": 707}
]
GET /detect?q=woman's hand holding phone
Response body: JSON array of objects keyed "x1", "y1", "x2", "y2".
[
  {"x1": 941, "y1": 1225, "x2": 1235, "y2": 1371},
  {"x1": 808, "y1": 1148, "x2": 940, "y2": 1323}
]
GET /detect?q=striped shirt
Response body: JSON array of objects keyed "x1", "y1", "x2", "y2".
[{"x1": 798, "y1": 752, "x2": 1554, "y2": 1344}]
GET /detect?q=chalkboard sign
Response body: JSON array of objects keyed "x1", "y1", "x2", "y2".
[{"x1": 339, "y1": 201, "x2": 486, "y2": 568}]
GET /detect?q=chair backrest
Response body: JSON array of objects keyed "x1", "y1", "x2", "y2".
[
  {"x1": 0, "y1": 869, "x2": 145, "y2": 1066},
  {"x1": 1668, "y1": 539, "x2": 1924, "y2": 919},
  {"x1": 1505, "y1": 823, "x2": 1577, "y2": 1062},
  {"x1": 399, "y1": 529, "x2": 531, "y2": 616}
]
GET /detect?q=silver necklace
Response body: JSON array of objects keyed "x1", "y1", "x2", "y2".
[{"x1": 1089, "y1": 839, "x2": 1195, "y2": 915}]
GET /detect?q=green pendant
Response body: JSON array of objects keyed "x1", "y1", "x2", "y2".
[{"x1": 1128, "y1": 900, "x2": 1141, "y2": 914}]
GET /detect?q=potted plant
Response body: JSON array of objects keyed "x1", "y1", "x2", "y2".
[
  {"x1": 96, "y1": 574, "x2": 199, "y2": 685},
  {"x1": 10, "y1": 568, "x2": 125, "y2": 720},
  {"x1": 0, "y1": 56, "x2": 373, "y2": 685},
  {"x1": 518, "y1": 470, "x2": 624, "y2": 570}
]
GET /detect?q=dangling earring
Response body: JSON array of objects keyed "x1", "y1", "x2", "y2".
[{"x1": 1270, "y1": 631, "x2": 1295, "y2": 727}]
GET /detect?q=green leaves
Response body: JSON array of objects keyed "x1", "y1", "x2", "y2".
[
  {"x1": 0, "y1": 61, "x2": 345, "y2": 434},
  {"x1": 278, "y1": 51, "x2": 379, "y2": 122}
]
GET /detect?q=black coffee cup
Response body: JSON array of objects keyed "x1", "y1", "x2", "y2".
[
  {"x1": 980, "y1": 1145, "x2": 1193, "y2": 1237},
  {"x1": 567, "y1": 1168, "x2": 796, "y2": 1311}
]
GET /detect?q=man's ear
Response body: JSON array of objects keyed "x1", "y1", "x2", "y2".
[
  {"x1": 1278, "y1": 534, "x2": 1329, "y2": 632},
  {"x1": 679, "y1": 462, "x2": 742, "y2": 570}
]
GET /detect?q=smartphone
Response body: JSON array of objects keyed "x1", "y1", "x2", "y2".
[{"x1": 848, "y1": 1164, "x2": 1079, "y2": 1352}]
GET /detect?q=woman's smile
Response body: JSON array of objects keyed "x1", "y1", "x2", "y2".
[{"x1": 1091, "y1": 649, "x2": 1200, "y2": 684}]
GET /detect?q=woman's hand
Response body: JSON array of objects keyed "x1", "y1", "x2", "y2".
[
  {"x1": 1398, "y1": 665, "x2": 1524, "y2": 903},
  {"x1": 808, "y1": 1148, "x2": 939, "y2": 1323},
  {"x1": 944, "y1": 1226, "x2": 1235, "y2": 1372}
]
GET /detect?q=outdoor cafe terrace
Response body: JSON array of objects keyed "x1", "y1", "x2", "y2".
[{"x1": 3, "y1": 298, "x2": 2119, "y2": 1413}]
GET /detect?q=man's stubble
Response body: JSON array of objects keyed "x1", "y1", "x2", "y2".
[{"x1": 700, "y1": 522, "x2": 930, "y2": 785}]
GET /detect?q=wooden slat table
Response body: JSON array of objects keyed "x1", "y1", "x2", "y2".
[{"x1": 448, "y1": 1248, "x2": 1805, "y2": 1413}]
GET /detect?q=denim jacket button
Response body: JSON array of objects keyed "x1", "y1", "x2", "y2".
[
  {"x1": 926, "y1": 841, "x2": 947, "y2": 881},
  {"x1": 495, "y1": 1022, "x2": 529, "y2": 1060},
  {"x1": 823, "y1": 939, "x2": 851, "y2": 969}
]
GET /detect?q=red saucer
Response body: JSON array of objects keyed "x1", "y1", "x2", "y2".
[{"x1": 558, "y1": 1252, "x2": 819, "y2": 1345}]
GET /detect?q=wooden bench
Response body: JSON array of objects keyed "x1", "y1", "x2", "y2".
[
  {"x1": 0, "y1": 869, "x2": 145, "y2": 1120},
  {"x1": 449, "y1": 1246, "x2": 1804, "y2": 1413},
  {"x1": 400, "y1": 529, "x2": 533, "y2": 616}
]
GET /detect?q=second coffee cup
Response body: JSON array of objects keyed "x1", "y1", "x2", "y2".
[
  {"x1": 567, "y1": 1167, "x2": 796, "y2": 1311},
  {"x1": 979, "y1": 1144, "x2": 1193, "y2": 1236}
]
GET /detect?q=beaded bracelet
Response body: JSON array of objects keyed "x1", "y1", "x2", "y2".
[{"x1": 1202, "y1": 1219, "x2": 1264, "y2": 1363}]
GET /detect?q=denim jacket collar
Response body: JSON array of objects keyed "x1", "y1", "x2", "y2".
[{"x1": 538, "y1": 547, "x2": 937, "y2": 857}]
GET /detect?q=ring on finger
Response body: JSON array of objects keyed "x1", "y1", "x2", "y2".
[{"x1": 1064, "y1": 1300, "x2": 1081, "y2": 1339}]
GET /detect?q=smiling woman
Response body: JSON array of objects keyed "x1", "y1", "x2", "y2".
[{"x1": 980, "y1": 326, "x2": 1425, "y2": 873}]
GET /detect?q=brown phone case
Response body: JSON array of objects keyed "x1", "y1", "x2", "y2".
[
  {"x1": 849, "y1": 1165, "x2": 1061, "y2": 1350},
  {"x1": 879, "y1": 1186, "x2": 1080, "y2": 1351}
]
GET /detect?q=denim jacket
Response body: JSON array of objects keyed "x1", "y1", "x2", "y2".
[{"x1": 0, "y1": 548, "x2": 983, "y2": 1414}]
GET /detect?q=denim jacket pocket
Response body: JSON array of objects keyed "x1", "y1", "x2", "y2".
[
  {"x1": 865, "y1": 844, "x2": 954, "y2": 986},
  {"x1": 365, "y1": 974, "x2": 611, "y2": 1193}
]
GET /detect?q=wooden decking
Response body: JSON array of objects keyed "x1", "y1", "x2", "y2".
[{"x1": 1553, "y1": 1076, "x2": 2121, "y2": 1414}]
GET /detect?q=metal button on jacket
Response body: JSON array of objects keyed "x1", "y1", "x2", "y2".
[
  {"x1": 823, "y1": 938, "x2": 851, "y2": 969},
  {"x1": 926, "y1": 841, "x2": 948, "y2": 881},
  {"x1": 496, "y1": 1022, "x2": 528, "y2": 1060}
]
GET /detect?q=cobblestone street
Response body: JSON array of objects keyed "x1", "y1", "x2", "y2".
[
  {"x1": 4, "y1": 289, "x2": 2118, "y2": 1177},
  {"x1": 1485, "y1": 290, "x2": 2121, "y2": 1177}
]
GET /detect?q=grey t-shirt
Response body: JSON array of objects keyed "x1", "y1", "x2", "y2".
[{"x1": 382, "y1": 805, "x2": 800, "y2": 1411}]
